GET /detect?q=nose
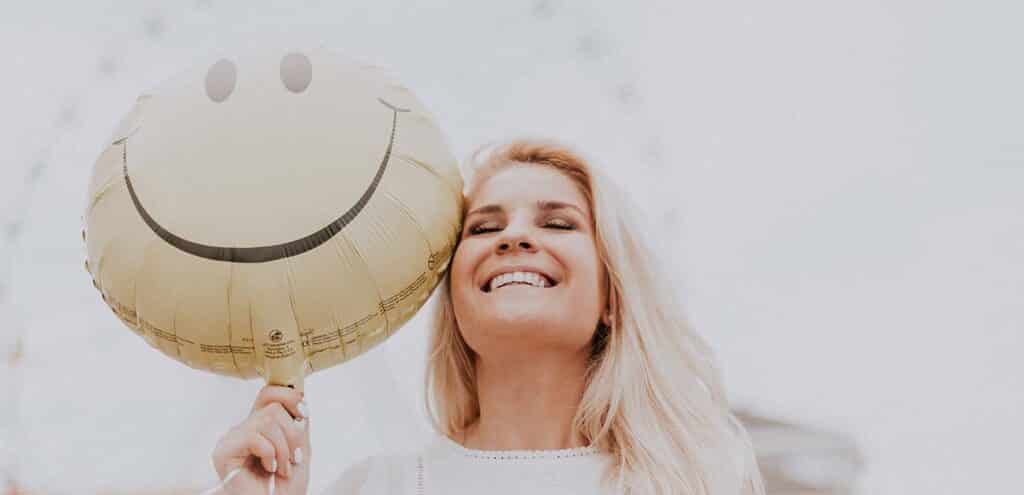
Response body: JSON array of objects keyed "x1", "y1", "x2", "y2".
[{"x1": 495, "y1": 232, "x2": 537, "y2": 255}]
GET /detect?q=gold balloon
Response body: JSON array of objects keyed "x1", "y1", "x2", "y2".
[{"x1": 83, "y1": 49, "x2": 463, "y2": 387}]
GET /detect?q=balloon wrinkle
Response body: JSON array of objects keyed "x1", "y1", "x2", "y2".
[
  {"x1": 323, "y1": 299, "x2": 343, "y2": 370},
  {"x1": 348, "y1": 231, "x2": 390, "y2": 351},
  {"x1": 226, "y1": 259, "x2": 241, "y2": 376},
  {"x1": 171, "y1": 293, "x2": 183, "y2": 361},
  {"x1": 331, "y1": 238, "x2": 353, "y2": 361},
  {"x1": 283, "y1": 258, "x2": 306, "y2": 365},
  {"x1": 397, "y1": 154, "x2": 460, "y2": 198},
  {"x1": 86, "y1": 176, "x2": 120, "y2": 217},
  {"x1": 133, "y1": 238, "x2": 155, "y2": 345},
  {"x1": 383, "y1": 190, "x2": 433, "y2": 256},
  {"x1": 248, "y1": 301, "x2": 259, "y2": 381}
]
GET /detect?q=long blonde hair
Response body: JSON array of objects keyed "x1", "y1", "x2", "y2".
[{"x1": 424, "y1": 140, "x2": 765, "y2": 494}]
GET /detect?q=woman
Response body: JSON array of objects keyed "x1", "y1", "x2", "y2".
[{"x1": 212, "y1": 140, "x2": 765, "y2": 494}]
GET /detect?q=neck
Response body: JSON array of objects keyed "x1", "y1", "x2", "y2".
[{"x1": 461, "y1": 349, "x2": 591, "y2": 451}]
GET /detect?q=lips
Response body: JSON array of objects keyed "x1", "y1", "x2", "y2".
[{"x1": 481, "y1": 269, "x2": 558, "y2": 293}]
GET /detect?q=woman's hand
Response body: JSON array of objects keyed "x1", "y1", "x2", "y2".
[{"x1": 211, "y1": 385, "x2": 311, "y2": 494}]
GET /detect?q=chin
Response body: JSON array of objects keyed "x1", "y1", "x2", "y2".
[
  {"x1": 493, "y1": 315, "x2": 555, "y2": 333},
  {"x1": 483, "y1": 291, "x2": 560, "y2": 320},
  {"x1": 477, "y1": 312, "x2": 592, "y2": 351},
  {"x1": 455, "y1": 287, "x2": 595, "y2": 351}
]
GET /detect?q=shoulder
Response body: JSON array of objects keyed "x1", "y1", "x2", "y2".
[{"x1": 322, "y1": 452, "x2": 421, "y2": 495}]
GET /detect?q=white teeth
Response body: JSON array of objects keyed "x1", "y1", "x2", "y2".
[
  {"x1": 528, "y1": 273, "x2": 548, "y2": 288},
  {"x1": 488, "y1": 271, "x2": 551, "y2": 291},
  {"x1": 530, "y1": 272, "x2": 547, "y2": 287}
]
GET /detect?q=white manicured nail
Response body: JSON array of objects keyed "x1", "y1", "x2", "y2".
[
  {"x1": 271, "y1": 458, "x2": 278, "y2": 473},
  {"x1": 294, "y1": 447, "x2": 303, "y2": 465},
  {"x1": 298, "y1": 400, "x2": 309, "y2": 418}
]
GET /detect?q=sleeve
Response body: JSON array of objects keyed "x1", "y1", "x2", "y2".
[{"x1": 322, "y1": 456, "x2": 375, "y2": 495}]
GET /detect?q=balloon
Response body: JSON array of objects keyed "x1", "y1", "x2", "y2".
[{"x1": 82, "y1": 48, "x2": 463, "y2": 387}]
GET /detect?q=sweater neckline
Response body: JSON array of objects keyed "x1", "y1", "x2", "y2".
[{"x1": 437, "y1": 433, "x2": 602, "y2": 460}]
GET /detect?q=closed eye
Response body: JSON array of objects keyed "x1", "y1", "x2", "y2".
[
  {"x1": 468, "y1": 223, "x2": 501, "y2": 235},
  {"x1": 468, "y1": 219, "x2": 576, "y2": 236},
  {"x1": 544, "y1": 219, "x2": 575, "y2": 230}
]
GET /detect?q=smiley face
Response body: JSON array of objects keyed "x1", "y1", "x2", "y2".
[
  {"x1": 112, "y1": 50, "x2": 445, "y2": 263},
  {"x1": 84, "y1": 48, "x2": 463, "y2": 382}
]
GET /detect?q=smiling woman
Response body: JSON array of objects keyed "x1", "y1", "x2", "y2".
[{"x1": 320, "y1": 140, "x2": 767, "y2": 495}]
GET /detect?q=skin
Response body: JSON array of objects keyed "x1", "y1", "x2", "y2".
[
  {"x1": 212, "y1": 385, "x2": 310, "y2": 493},
  {"x1": 451, "y1": 164, "x2": 609, "y2": 451}
]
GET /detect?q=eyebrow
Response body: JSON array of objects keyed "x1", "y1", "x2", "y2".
[{"x1": 466, "y1": 200, "x2": 586, "y2": 217}]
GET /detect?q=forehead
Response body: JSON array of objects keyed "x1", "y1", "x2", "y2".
[{"x1": 467, "y1": 164, "x2": 590, "y2": 213}]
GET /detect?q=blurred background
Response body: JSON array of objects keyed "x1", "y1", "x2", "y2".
[{"x1": 1, "y1": 1, "x2": 1021, "y2": 493}]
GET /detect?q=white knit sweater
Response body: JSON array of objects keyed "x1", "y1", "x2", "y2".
[{"x1": 324, "y1": 435, "x2": 616, "y2": 494}]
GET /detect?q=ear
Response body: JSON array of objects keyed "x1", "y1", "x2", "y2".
[{"x1": 601, "y1": 285, "x2": 616, "y2": 328}]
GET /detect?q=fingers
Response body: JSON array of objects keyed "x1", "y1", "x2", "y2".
[
  {"x1": 260, "y1": 402, "x2": 309, "y2": 478},
  {"x1": 244, "y1": 430, "x2": 278, "y2": 474},
  {"x1": 260, "y1": 417, "x2": 293, "y2": 478},
  {"x1": 251, "y1": 384, "x2": 307, "y2": 420},
  {"x1": 212, "y1": 387, "x2": 313, "y2": 489}
]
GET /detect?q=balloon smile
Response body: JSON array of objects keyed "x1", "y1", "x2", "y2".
[{"x1": 120, "y1": 97, "x2": 410, "y2": 263}]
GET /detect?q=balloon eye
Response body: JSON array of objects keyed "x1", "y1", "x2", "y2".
[
  {"x1": 280, "y1": 52, "x2": 312, "y2": 93},
  {"x1": 205, "y1": 59, "x2": 237, "y2": 103}
]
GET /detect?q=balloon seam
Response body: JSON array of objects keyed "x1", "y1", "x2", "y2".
[
  {"x1": 345, "y1": 232, "x2": 391, "y2": 348},
  {"x1": 226, "y1": 260, "x2": 241, "y2": 376},
  {"x1": 381, "y1": 190, "x2": 435, "y2": 259}
]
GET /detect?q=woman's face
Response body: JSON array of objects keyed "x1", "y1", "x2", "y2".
[{"x1": 451, "y1": 164, "x2": 607, "y2": 358}]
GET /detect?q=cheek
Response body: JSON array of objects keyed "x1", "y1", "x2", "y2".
[
  {"x1": 572, "y1": 244, "x2": 608, "y2": 309},
  {"x1": 566, "y1": 242, "x2": 603, "y2": 285},
  {"x1": 449, "y1": 241, "x2": 485, "y2": 308},
  {"x1": 449, "y1": 241, "x2": 477, "y2": 285}
]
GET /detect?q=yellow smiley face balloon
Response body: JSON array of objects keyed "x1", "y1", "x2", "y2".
[{"x1": 83, "y1": 48, "x2": 463, "y2": 387}]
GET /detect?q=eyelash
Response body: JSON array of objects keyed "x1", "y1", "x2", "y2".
[{"x1": 468, "y1": 219, "x2": 576, "y2": 235}]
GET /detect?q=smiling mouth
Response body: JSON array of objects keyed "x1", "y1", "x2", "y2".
[
  {"x1": 120, "y1": 97, "x2": 409, "y2": 263},
  {"x1": 481, "y1": 271, "x2": 558, "y2": 293}
]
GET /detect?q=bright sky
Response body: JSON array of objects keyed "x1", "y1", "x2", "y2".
[{"x1": 1, "y1": 1, "x2": 1021, "y2": 493}]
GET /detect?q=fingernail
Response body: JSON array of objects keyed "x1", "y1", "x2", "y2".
[
  {"x1": 271, "y1": 458, "x2": 278, "y2": 473},
  {"x1": 293, "y1": 447, "x2": 304, "y2": 465},
  {"x1": 298, "y1": 400, "x2": 309, "y2": 418}
]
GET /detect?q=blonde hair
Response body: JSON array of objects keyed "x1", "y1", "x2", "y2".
[{"x1": 424, "y1": 139, "x2": 765, "y2": 494}]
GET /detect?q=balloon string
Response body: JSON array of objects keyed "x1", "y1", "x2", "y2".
[{"x1": 198, "y1": 466, "x2": 276, "y2": 495}]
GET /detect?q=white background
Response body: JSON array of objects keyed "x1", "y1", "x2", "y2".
[{"x1": 1, "y1": 1, "x2": 1021, "y2": 493}]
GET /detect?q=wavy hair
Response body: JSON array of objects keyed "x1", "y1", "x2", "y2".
[{"x1": 423, "y1": 139, "x2": 765, "y2": 494}]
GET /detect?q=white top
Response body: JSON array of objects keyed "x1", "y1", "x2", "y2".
[{"x1": 324, "y1": 434, "x2": 617, "y2": 495}]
